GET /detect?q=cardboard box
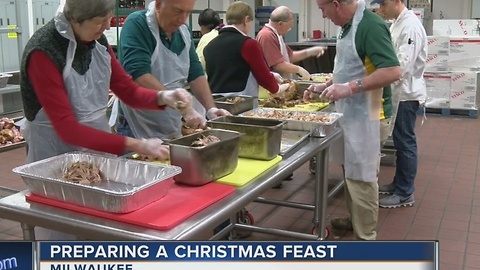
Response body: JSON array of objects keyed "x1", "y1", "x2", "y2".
[
  {"x1": 433, "y1": 20, "x2": 480, "y2": 36},
  {"x1": 450, "y1": 72, "x2": 480, "y2": 109},
  {"x1": 426, "y1": 54, "x2": 449, "y2": 69},
  {"x1": 427, "y1": 36, "x2": 449, "y2": 54},
  {"x1": 424, "y1": 72, "x2": 451, "y2": 108},
  {"x1": 448, "y1": 37, "x2": 480, "y2": 67}
]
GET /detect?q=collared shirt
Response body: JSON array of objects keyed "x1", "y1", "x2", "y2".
[
  {"x1": 390, "y1": 7, "x2": 428, "y2": 102},
  {"x1": 118, "y1": 9, "x2": 204, "y2": 82}
]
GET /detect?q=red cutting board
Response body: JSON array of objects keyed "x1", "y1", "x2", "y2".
[{"x1": 25, "y1": 180, "x2": 235, "y2": 231}]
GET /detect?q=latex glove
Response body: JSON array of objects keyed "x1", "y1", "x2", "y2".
[
  {"x1": 272, "y1": 83, "x2": 290, "y2": 97},
  {"x1": 182, "y1": 108, "x2": 207, "y2": 129},
  {"x1": 306, "y1": 46, "x2": 326, "y2": 58},
  {"x1": 138, "y1": 138, "x2": 170, "y2": 162},
  {"x1": 271, "y1": 72, "x2": 284, "y2": 83},
  {"x1": 303, "y1": 83, "x2": 327, "y2": 102},
  {"x1": 158, "y1": 88, "x2": 192, "y2": 110},
  {"x1": 206, "y1": 107, "x2": 231, "y2": 120},
  {"x1": 296, "y1": 66, "x2": 311, "y2": 81},
  {"x1": 320, "y1": 82, "x2": 353, "y2": 102}
]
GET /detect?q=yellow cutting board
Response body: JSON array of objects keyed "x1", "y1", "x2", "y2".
[
  {"x1": 216, "y1": 156, "x2": 282, "y2": 187},
  {"x1": 259, "y1": 101, "x2": 329, "y2": 112}
]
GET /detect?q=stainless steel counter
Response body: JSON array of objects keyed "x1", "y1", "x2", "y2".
[{"x1": 0, "y1": 128, "x2": 342, "y2": 241}]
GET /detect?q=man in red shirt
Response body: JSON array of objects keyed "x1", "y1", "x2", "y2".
[{"x1": 256, "y1": 6, "x2": 325, "y2": 80}]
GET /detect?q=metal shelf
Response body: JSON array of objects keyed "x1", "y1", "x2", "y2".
[{"x1": 0, "y1": 84, "x2": 20, "y2": 95}]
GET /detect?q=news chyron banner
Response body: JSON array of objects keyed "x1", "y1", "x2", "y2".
[
  {"x1": 0, "y1": 241, "x2": 34, "y2": 270},
  {"x1": 37, "y1": 241, "x2": 438, "y2": 270}
]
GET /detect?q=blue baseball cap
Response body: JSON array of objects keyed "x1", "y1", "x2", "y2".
[{"x1": 370, "y1": 0, "x2": 386, "y2": 4}]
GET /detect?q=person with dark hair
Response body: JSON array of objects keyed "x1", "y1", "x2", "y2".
[{"x1": 196, "y1": 8, "x2": 222, "y2": 70}]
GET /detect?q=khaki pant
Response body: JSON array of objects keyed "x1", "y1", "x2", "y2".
[
  {"x1": 344, "y1": 178, "x2": 379, "y2": 240},
  {"x1": 380, "y1": 118, "x2": 392, "y2": 149}
]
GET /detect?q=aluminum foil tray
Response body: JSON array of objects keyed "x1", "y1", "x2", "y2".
[
  {"x1": 240, "y1": 108, "x2": 343, "y2": 137},
  {"x1": 207, "y1": 116, "x2": 284, "y2": 160},
  {"x1": 12, "y1": 152, "x2": 182, "y2": 213},
  {"x1": 169, "y1": 129, "x2": 241, "y2": 186}
]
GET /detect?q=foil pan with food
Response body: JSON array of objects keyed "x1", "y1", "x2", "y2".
[
  {"x1": 240, "y1": 108, "x2": 342, "y2": 137},
  {"x1": 12, "y1": 152, "x2": 181, "y2": 213}
]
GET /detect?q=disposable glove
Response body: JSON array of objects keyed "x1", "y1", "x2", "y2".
[
  {"x1": 271, "y1": 72, "x2": 284, "y2": 83},
  {"x1": 158, "y1": 88, "x2": 192, "y2": 110},
  {"x1": 296, "y1": 66, "x2": 311, "y2": 81},
  {"x1": 182, "y1": 107, "x2": 207, "y2": 129},
  {"x1": 138, "y1": 138, "x2": 170, "y2": 162},
  {"x1": 320, "y1": 82, "x2": 353, "y2": 102},
  {"x1": 272, "y1": 83, "x2": 290, "y2": 97},
  {"x1": 303, "y1": 83, "x2": 327, "y2": 102},
  {"x1": 306, "y1": 46, "x2": 326, "y2": 58},
  {"x1": 206, "y1": 107, "x2": 231, "y2": 120}
]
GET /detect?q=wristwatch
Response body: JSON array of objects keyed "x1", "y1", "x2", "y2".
[{"x1": 355, "y1": 79, "x2": 365, "y2": 92}]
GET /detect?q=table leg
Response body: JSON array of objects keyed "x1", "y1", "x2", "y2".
[{"x1": 312, "y1": 147, "x2": 329, "y2": 240}]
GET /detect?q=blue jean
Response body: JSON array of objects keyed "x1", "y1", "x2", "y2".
[{"x1": 392, "y1": 101, "x2": 419, "y2": 197}]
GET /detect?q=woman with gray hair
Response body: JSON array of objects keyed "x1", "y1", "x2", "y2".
[{"x1": 19, "y1": 0, "x2": 203, "y2": 239}]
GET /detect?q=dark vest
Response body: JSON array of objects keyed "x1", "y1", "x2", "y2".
[
  {"x1": 203, "y1": 27, "x2": 251, "y2": 94},
  {"x1": 20, "y1": 19, "x2": 109, "y2": 121}
]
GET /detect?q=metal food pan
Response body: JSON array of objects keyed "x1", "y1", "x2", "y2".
[
  {"x1": 207, "y1": 116, "x2": 284, "y2": 160},
  {"x1": 168, "y1": 129, "x2": 241, "y2": 186},
  {"x1": 214, "y1": 95, "x2": 255, "y2": 115},
  {"x1": 12, "y1": 152, "x2": 181, "y2": 213},
  {"x1": 240, "y1": 108, "x2": 342, "y2": 137},
  {"x1": 280, "y1": 130, "x2": 310, "y2": 156}
]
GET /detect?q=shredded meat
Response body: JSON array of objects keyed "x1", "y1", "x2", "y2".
[
  {"x1": 225, "y1": 96, "x2": 246, "y2": 104},
  {"x1": 245, "y1": 110, "x2": 332, "y2": 123},
  {"x1": 190, "y1": 135, "x2": 221, "y2": 147},
  {"x1": 0, "y1": 117, "x2": 24, "y2": 146},
  {"x1": 63, "y1": 161, "x2": 104, "y2": 185}
]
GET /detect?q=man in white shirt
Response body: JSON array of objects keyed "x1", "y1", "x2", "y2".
[{"x1": 372, "y1": 0, "x2": 427, "y2": 208}]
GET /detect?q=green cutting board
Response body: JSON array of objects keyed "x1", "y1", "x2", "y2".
[{"x1": 215, "y1": 156, "x2": 283, "y2": 187}]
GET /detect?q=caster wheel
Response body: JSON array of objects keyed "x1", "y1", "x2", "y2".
[
  {"x1": 311, "y1": 226, "x2": 330, "y2": 239},
  {"x1": 237, "y1": 212, "x2": 254, "y2": 225}
]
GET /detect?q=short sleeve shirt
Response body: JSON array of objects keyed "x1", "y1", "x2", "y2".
[{"x1": 256, "y1": 26, "x2": 293, "y2": 68}]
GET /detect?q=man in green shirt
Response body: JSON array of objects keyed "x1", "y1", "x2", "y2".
[
  {"x1": 117, "y1": 0, "x2": 229, "y2": 139},
  {"x1": 305, "y1": 0, "x2": 401, "y2": 240}
]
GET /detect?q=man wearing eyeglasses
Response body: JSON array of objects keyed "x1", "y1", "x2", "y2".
[
  {"x1": 256, "y1": 6, "x2": 325, "y2": 80},
  {"x1": 305, "y1": 0, "x2": 401, "y2": 240}
]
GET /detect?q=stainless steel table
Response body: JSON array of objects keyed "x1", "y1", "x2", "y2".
[{"x1": 0, "y1": 128, "x2": 342, "y2": 241}]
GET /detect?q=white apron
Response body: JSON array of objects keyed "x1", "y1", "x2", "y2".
[
  {"x1": 23, "y1": 8, "x2": 111, "y2": 239},
  {"x1": 220, "y1": 25, "x2": 260, "y2": 108},
  {"x1": 330, "y1": 0, "x2": 382, "y2": 182},
  {"x1": 120, "y1": 2, "x2": 205, "y2": 139},
  {"x1": 263, "y1": 24, "x2": 292, "y2": 79}
]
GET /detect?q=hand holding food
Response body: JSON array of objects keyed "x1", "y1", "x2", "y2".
[
  {"x1": 206, "y1": 107, "x2": 231, "y2": 120},
  {"x1": 137, "y1": 138, "x2": 170, "y2": 162},
  {"x1": 182, "y1": 108, "x2": 207, "y2": 130},
  {"x1": 303, "y1": 83, "x2": 328, "y2": 102},
  {"x1": 158, "y1": 88, "x2": 192, "y2": 110}
]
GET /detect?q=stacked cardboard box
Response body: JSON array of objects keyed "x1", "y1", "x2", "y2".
[{"x1": 424, "y1": 24, "x2": 480, "y2": 110}]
